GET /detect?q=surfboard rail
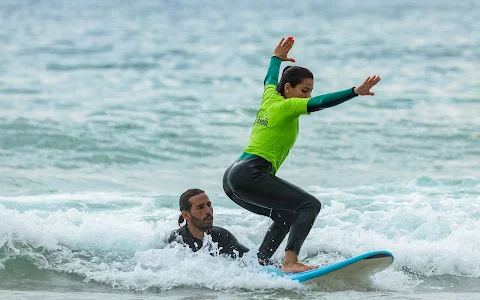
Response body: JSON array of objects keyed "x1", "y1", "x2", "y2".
[{"x1": 266, "y1": 250, "x2": 394, "y2": 283}]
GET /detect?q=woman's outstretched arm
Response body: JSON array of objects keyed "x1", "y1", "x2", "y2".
[
  {"x1": 264, "y1": 37, "x2": 296, "y2": 86},
  {"x1": 307, "y1": 75, "x2": 381, "y2": 112}
]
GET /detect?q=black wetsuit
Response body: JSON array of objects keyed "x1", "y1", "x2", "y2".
[
  {"x1": 167, "y1": 225, "x2": 249, "y2": 258},
  {"x1": 223, "y1": 156, "x2": 321, "y2": 264}
]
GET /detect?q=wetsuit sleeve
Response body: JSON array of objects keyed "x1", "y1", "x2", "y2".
[
  {"x1": 166, "y1": 226, "x2": 203, "y2": 252},
  {"x1": 216, "y1": 228, "x2": 249, "y2": 258},
  {"x1": 166, "y1": 228, "x2": 182, "y2": 244},
  {"x1": 264, "y1": 56, "x2": 282, "y2": 86},
  {"x1": 307, "y1": 88, "x2": 358, "y2": 112}
]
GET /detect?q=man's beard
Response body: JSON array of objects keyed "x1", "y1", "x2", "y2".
[{"x1": 190, "y1": 214, "x2": 213, "y2": 231}]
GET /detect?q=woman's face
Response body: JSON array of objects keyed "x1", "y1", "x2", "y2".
[{"x1": 284, "y1": 78, "x2": 314, "y2": 99}]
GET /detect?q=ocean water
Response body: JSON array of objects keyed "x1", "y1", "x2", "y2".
[{"x1": 1, "y1": 0, "x2": 479, "y2": 299}]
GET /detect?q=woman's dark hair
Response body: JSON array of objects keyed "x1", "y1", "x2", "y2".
[
  {"x1": 178, "y1": 188, "x2": 205, "y2": 226},
  {"x1": 276, "y1": 66, "x2": 314, "y2": 96}
]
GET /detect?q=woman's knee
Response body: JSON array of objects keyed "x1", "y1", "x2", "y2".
[
  {"x1": 313, "y1": 197, "x2": 322, "y2": 214},
  {"x1": 307, "y1": 194, "x2": 321, "y2": 215},
  {"x1": 295, "y1": 193, "x2": 321, "y2": 215}
]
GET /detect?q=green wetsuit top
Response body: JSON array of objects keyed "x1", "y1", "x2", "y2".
[{"x1": 239, "y1": 56, "x2": 358, "y2": 174}]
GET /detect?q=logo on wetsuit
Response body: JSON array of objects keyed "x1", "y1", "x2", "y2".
[{"x1": 254, "y1": 110, "x2": 269, "y2": 127}]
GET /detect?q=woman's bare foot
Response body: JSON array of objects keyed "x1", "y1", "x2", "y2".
[
  {"x1": 281, "y1": 250, "x2": 319, "y2": 273},
  {"x1": 281, "y1": 261, "x2": 318, "y2": 273}
]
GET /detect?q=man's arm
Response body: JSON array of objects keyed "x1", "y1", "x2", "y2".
[
  {"x1": 214, "y1": 227, "x2": 249, "y2": 258},
  {"x1": 166, "y1": 228, "x2": 181, "y2": 244},
  {"x1": 166, "y1": 226, "x2": 203, "y2": 252}
]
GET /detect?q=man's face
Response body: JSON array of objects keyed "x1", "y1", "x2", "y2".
[{"x1": 185, "y1": 193, "x2": 213, "y2": 231}]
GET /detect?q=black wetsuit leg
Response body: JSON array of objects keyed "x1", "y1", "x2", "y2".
[
  {"x1": 223, "y1": 165, "x2": 294, "y2": 263},
  {"x1": 223, "y1": 156, "x2": 321, "y2": 262}
]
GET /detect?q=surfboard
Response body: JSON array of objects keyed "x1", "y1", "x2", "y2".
[{"x1": 266, "y1": 250, "x2": 394, "y2": 284}]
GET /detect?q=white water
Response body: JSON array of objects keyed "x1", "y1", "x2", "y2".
[{"x1": 1, "y1": 177, "x2": 479, "y2": 292}]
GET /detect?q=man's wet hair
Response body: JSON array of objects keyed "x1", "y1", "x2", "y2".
[{"x1": 178, "y1": 188, "x2": 205, "y2": 226}]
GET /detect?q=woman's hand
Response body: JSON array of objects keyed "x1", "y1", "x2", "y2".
[
  {"x1": 273, "y1": 37, "x2": 296, "y2": 62},
  {"x1": 354, "y1": 75, "x2": 381, "y2": 96}
]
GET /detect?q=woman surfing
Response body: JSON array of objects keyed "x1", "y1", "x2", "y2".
[{"x1": 223, "y1": 36, "x2": 381, "y2": 273}]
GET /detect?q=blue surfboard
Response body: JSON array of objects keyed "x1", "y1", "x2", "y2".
[{"x1": 266, "y1": 250, "x2": 394, "y2": 283}]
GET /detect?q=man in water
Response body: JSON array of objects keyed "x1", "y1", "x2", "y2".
[{"x1": 166, "y1": 188, "x2": 249, "y2": 258}]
